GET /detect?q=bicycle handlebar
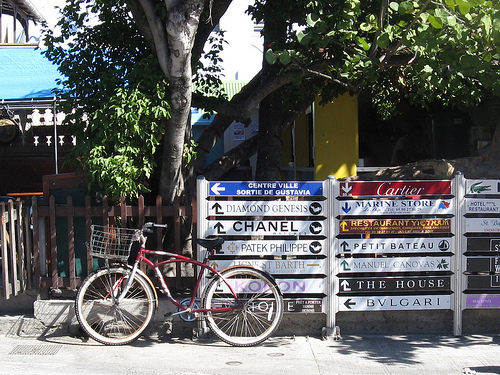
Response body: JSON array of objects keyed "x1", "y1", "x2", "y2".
[{"x1": 143, "y1": 222, "x2": 168, "y2": 229}]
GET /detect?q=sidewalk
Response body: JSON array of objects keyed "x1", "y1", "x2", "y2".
[{"x1": 1, "y1": 314, "x2": 499, "y2": 375}]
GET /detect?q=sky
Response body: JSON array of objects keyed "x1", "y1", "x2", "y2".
[
  {"x1": 29, "y1": 0, "x2": 66, "y2": 40},
  {"x1": 26, "y1": 0, "x2": 261, "y2": 80}
]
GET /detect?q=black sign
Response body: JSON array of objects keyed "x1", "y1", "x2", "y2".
[
  {"x1": 468, "y1": 275, "x2": 500, "y2": 290},
  {"x1": 337, "y1": 276, "x2": 451, "y2": 294},
  {"x1": 284, "y1": 299, "x2": 322, "y2": 313},
  {"x1": 467, "y1": 238, "x2": 500, "y2": 253},
  {"x1": 466, "y1": 257, "x2": 500, "y2": 273}
]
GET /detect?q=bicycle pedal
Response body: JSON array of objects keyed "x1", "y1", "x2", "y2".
[{"x1": 164, "y1": 312, "x2": 173, "y2": 318}]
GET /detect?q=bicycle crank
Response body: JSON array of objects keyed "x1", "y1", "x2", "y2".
[{"x1": 176, "y1": 298, "x2": 200, "y2": 322}]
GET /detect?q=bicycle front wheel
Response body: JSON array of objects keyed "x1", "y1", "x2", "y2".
[
  {"x1": 202, "y1": 267, "x2": 284, "y2": 346},
  {"x1": 75, "y1": 267, "x2": 155, "y2": 345}
]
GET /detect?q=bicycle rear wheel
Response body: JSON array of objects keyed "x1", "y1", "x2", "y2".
[
  {"x1": 202, "y1": 267, "x2": 284, "y2": 346},
  {"x1": 75, "y1": 267, "x2": 155, "y2": 345}
]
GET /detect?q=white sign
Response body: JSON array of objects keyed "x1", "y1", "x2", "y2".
[
  {"x1": 212, "y1": 276, "x2": 324, "y2": 295},
  {"x1": 217, "y1": 240, "x2": 325, "y2": 256},
  {"x1": 210, "y1": 259, "x2": 325, "y2": 275},
  {"x1": 466, "y1": 198, "x2": 500, "y2": 213},
  {"x1": 338, "y1": 238, "x2": 452, "y2": 254},
  {"x1": 466, "y1": 180, "x2": 500, "y2": 195},
  {"x1": 466, "y1": 218, "x2": 500, "y2": 233},
  {"x1": 208, "y1": 200, "x2": 324, "y2": 217},
  {"x1": 275, "y1": 278, "x2": 324, "y2": 294},
  {"x1": 206, "y1": 219, "x2": 325, "y2": 236},
  {"x1": 338, "y1": 257, "x2": 451, "y2": 273},
  {"x1": 338, "y1": 295, "x2": 451, "y2": 311},
  {"x1": 339, "y1": 198, "x2": 453, "y2": 216}
]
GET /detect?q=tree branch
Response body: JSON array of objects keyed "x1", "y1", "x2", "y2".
[
  {"x1": 380, "y1": 0, "x2": 432, "y2": 67},
  {"x1": 129, "y1": 0, "x2": 170, "y2": 76}
]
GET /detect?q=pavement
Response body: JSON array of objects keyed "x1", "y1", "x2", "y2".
[{"x1": 1, "y1": 314, "x2": 500, "y2": 375}]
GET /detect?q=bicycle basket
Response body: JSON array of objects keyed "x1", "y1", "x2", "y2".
[{"x1": 89, "y1": 225, "x2": 140, "y2": 261}]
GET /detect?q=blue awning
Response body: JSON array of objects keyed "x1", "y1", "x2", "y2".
[{"x1": 0, "y1": 48, "x2": 63, "y2": 100}]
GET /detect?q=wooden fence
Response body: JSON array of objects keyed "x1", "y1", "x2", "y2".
[
  {"x1": 0, "y1": 194, "x2": 196, "y2": 300},
  {"x1": 0, "y1": 199, "x2": 33, "y2": 300},
  {"x1": 32, "y1": 195, "x2": 196, "y2": 292}
]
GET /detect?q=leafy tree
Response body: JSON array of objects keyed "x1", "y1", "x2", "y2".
[
  {"x1": 44, "y1": 0, "x2": 500, "y2": 202},
  {"x1": 43, "y1": 1, "x2": 170, "y2": 200}
]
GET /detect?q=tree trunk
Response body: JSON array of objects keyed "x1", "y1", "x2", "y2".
[{"x1": 158, "y1": 0, "x2": 204, "y2": 204}]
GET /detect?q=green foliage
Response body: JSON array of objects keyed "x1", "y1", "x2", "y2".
[
  {"x1": 183, "y1": 139, "x2": 198, "y2": 167},
  {"x1": 42, "y1": 0, "x2": 171, "y2": 199},
  {"x1": 81, "y1": 82, "x2": 170, "y2": 199},
  {"x1": 260, "y1": 0, "x2": 500, "y2": 119}
]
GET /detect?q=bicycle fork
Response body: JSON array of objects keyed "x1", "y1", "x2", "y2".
[{"x1": 104, "y1": 259, "x2": 141, "y2": 304}]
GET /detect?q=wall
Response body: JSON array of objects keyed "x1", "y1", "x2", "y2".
[{"x1": 314, "y1": 94, "x2": 358, "y2": 180}]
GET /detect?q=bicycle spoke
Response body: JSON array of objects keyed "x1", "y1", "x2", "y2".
[
  {"x1": 203, "y1": 267, "x2": 283, "y2": 346},
  {"x1": 75, "y1": 267, "x2": 155, "y2": 345}
]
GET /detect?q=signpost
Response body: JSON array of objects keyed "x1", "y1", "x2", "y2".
[
  {"x1": 338, "y1": 257, "x2": 451, "y2": 273},
  {"x1": 215, "y1": 239, "x2": 326, "y2": 256},
  {"x1": 337, "y1": 276, "x2": 451, "y2": 294},
  {"x1": 208, "y1": 181, "x2": 323, "y2": 196},
  {"x1": 338, "y1": 295, "x2": 451, "y2": 311},
  {"x1": 209, "y1": 259, "x2": 325, "y2": 275},
  {"x1": 206, "y1": 219, "x2": 325, "y2": 236},
  {"x1": 338, "y1": 237, "x2": 452, "y2": 254},
  {"x1": 339, "y1": 218, "x2": 451, "y2": 235},
  {"x1": 466, "y1": 180, "x2": 500, "y2": 195},
  {"x1": 465, "y1": 294, "x2": 500, "y2": 309},
  {"x1": 339, "y1": 180, "x2": 451, "y2": 197},
  {"x1": 466, "y1": 237, "x2": 500, "y2": 253},
  {"x1": 208, "y1": 200, "x2": 325, "y2": 217},
  {"x1": 467, "y1": 275, "x2": 500, "y2": 290},
  {"x1": 199, "y1": 178, "x2": 327, "y2": 315},
  {"x1": 339, "y1": 198, "x2": 453, "y2": 216},
  {"x1": 466, "y1": 218, "x2": 500, "y2": 233},
  {"x1": 466, "y1": 257, "x2": 500, "y2": 273}
]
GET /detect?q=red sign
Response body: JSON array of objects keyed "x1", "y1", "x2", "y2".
[
  {"x1": 339, "y1": 218, "x2": 452, "y2": 235},
  {"x1": 339, "y1": 180, "x2": 451, "y2": 197}
]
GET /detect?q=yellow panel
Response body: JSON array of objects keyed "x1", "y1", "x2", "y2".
[{"x1": 314, "y1": 94, "x2": 358, "y2": 180}]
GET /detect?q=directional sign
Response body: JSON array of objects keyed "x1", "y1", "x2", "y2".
[
  {"x1": 337, "y1": 276, "x2": 451, "y2": 294},
  {"x1": 210, "y1": 276, "x2": 324, "y2": 295},
  {"x1": 465, "y1": 294, "x2": 500, "y2": 309},
  {"x1": 284, "y1": 298, "x2": 323, "y2": 313},
  {"x1": 206, "y1": 219, "x2": 325, "y2": 236},
  {"x1": 338, "y1": 257, "x2": 451, "y2": 273},
  {"x1": 208, "y1": 200, "x2": 324, "y2": 217},
  {"x1": 466, "y1": 198, "x2": 500, "y2": 214},
  {"x1": 339, "y1": 180, "x2": 451, "y2": 197},
  {"x1": 338, "y1": 238, "x2": 452, "y2": 255},
  {"x1": 466, "y1": 257, "x2": 500, "y2": 273},
  {"x1": 466, "y1": 218, "x2": 500, "y2": 233},
  {"x1": 209, "y1": 181, "x2": 323, "y2": 196},
  {"x1": 339, "y1": 198, "x2": 453, "y2": 216},
  {"x1": 467, "y1": 275, "x2": 500, "y2": 290},
  {"x1": 274, "y1": 278, "x2": 324, "y2": 294},
  {"x1": 338, "y1": 295, "x2": 451, "y2": 311},
  {"x1": 215, "y1": 239, "x2": 325, "y2": 256},
  {"x1": 339, "y1": 218, "x2": 451, "y2": 235},
  {"x1": 209, "y1": 259, "x2": 326, "y2": 275},
  {"x1": 466, "y1": 180, "x2": 500, "y2": 195},
  {"x1": 467, "y1": 238, "x2": 500, "y2": 253}
]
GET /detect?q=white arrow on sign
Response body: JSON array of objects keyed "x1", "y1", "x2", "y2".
[
  {"x1": 340, "y1": 280, "x2": 351, "y2": 292},
  {"x1": 210, "y1": 182, "x2": 226, "y2": 195},
  {"x1": 341, "y1": 182, "x2": 352, "y2": 195}
]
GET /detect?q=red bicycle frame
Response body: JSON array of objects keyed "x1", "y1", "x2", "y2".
[{"x1": 129, "y1": 245, "x2": 240, "y2": 316}]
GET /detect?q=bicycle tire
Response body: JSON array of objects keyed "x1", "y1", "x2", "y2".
[
  {"x1": 75, "y1": 266, "x2": 155, "y2": 345},
  {"x1": 202, "y1": 267, "x2": 284, "y2": 346}
]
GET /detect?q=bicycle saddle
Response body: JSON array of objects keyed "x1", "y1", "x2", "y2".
[{"x1": 197, "y1": 237, "x2": 224, "y2": 249}]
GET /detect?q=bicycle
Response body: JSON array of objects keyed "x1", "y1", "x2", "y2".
[{"x1": 75, "y1": 222, "x2": 284, "y2": 346}]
